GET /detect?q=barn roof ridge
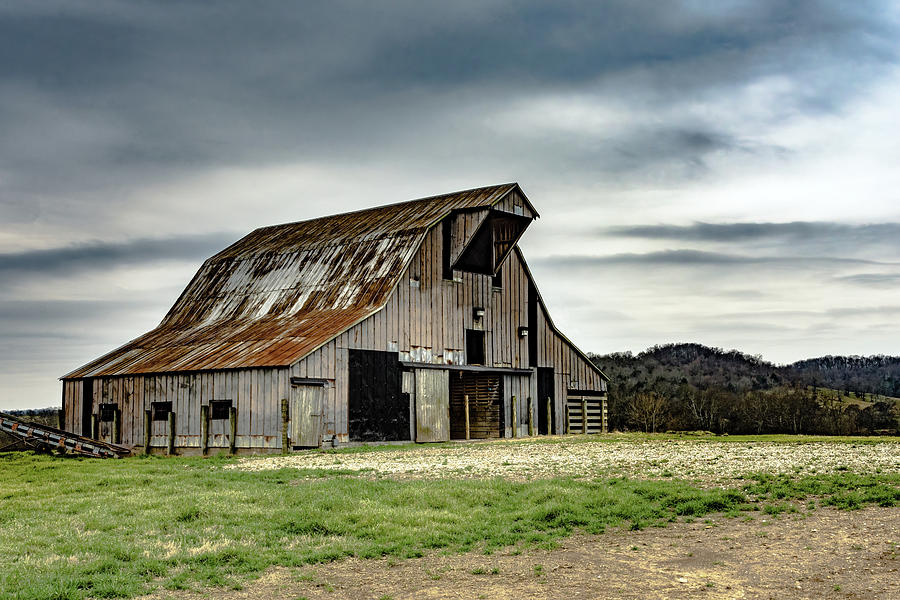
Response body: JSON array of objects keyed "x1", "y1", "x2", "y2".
[{"x1": 253, "y1": 181, "x2": 521, "y2": 230}]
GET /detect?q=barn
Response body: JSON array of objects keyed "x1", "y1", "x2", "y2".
[{"x1": 61, "y1": 183, "x2": 608, "y2": 453}]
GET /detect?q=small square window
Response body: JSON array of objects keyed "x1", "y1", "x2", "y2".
[
  {"x1": 151, "y1": 401, "x2": 172, "y2": 422},
  {"x1": 466, "y1": 329, "x2": 486, "y2": 365},
  {"x1": 99, "y1": 403, "x2": 117, "y2": 422},
  {"x1": 210, "y1": 400, "x2": 232, "y2": 420}
]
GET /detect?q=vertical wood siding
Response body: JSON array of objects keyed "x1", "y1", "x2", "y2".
[{"x1": 62, "y1": 368, "x2": 290, "y2": 450}]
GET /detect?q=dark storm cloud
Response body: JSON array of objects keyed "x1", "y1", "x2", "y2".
[
  {"x1": 597, "y1": 127, "x2": 773, "y2": 175},
  {"x1": 0, "y1": 0, "x2": 895, "y2": 198},
  {"x1": 0, "y1": 233, "x2": 239, "y2": 275},
  {"x1": 607, "y1": 222, "x2": 900, "y2": 243},
  {"x1": 359, "y1": 1, "x2": 895, "y2": 91},
  {"x1": 0, "y1": 299, "x2": 147, "y2": 322},
  {"x1": 535, "y1": 250, "x2": 895, "y2": 268},
  {"x1": 836, "y1": 273, "x2": 900, "y2": 288}
]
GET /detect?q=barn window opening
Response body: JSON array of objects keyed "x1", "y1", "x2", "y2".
[
  {"x1": 99, "y1": 403, "x2": 117, "y2": 422},
  {"x1": 491, "y1": 267, "x2": 502, "y2": 288},
  {"x1": 442, "y1": 219, "x2": 454, "y2": 280},
  {"x1": 210, "y1": 400, "x2": 232, "y2": 420},
  {"x1": 151, "y1": 401, "x2": 172, "y2": 421},
  {"x1": 466, "y1": 329, "x2": 485, "y2": 365}
]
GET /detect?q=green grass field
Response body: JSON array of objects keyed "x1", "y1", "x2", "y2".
[{"x1": 1, "y1": 437, "x2": 899, "y2": 600}]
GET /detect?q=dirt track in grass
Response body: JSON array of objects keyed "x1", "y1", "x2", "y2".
[{"x1": 144, "y1": 506, "x2": 899, "y2": 600}]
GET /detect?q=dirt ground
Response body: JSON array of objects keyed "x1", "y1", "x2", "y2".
[{"x1": 148, "y1": 506, "x2": 899, "y2": 600}]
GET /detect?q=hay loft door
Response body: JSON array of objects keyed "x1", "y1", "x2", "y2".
[{"x1": 291, "y1": 385, "x2": 324, "y2": 447}]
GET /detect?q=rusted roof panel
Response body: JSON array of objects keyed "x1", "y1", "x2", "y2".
[{"x1": 64, "y1": 183, "x2": 530, "y2": 378}]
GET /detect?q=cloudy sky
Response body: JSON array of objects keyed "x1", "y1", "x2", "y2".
[{"x1": 2, "y1": 1, "x2": 899, "y2": 409}]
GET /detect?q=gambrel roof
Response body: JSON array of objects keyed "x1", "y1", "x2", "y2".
[{"x1": 64, "y1": 183, "x2": 539, "y2": 378}]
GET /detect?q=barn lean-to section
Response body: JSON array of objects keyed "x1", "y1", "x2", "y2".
[{"x1": 61, "y1": 183, "x2": 608, "y2": 453}]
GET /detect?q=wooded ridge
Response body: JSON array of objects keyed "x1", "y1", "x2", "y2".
[{"x1": 591, "y1": 343, "x2": 900, "y2": 435}]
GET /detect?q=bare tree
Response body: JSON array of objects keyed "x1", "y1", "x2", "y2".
[{"x1": 628, "y1": 391, "x2": 668, "y2": 433}]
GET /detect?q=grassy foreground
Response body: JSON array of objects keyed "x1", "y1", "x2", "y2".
[{"x1": 1, "y1": 448, "x2": 898, "y2": 600}]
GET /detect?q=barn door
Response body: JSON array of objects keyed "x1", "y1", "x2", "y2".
[
  {"x1": 291, "y1": 385, "x2": 323, "y2": 447},
  {"x1": 537, "y1": 368, "x2": 554, "y2": 435},
  {"x1": 82, "y1": 378, "x2": 94, "y2": 437},
  {"x1": 415, "y1": 369, "x2": 449, "y2": 442},
  {"x1": 348, "y1": 349, "x2": 407, "y2": 441}
]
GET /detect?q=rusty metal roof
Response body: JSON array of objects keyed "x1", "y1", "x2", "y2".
[{"x1": 64, "y1": 183, "x2": 529, "y2": 378}]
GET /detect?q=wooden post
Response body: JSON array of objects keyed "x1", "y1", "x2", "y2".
[
  {"x1": 565, "y1": 404, "x2": 571, "y2": 435},
  {"x1": 143, "y1": 410, "x2": 151, "y2": 454},
  {"x1": 56, "y1": 409, "x2": 64, "y2": 430},
  {"x1": 527, "y1": 396, "x2": 534, "y2": 436},
  {"x1": 602, "y1": 396, "x2": 608, "y2": 434},
  {"x1": 464, "y1": 394, "x2": 470, "y2": 440},
  {"x1": 281, "y1": 398, "x2": 289, "y2": 454},
  {"x1": 112, "y1": 408, "x2": 120, "y2": 445},
  {"x1": 510, "y1": 395, "x2": 517, "y2": 438},
  {"x1": 229, "y1": 406, "x2": 237, "y2": 455},
  {"x1": 581, "y1": 397, "x2": 588, "y2": 434},
  {"x1": 90, "y1": 414, "x2": 98, "y2": 440},
  {"x1": 167, "y1": 411, "x2": 176, "y2": 455},
  {"x1": 200, "y1": 405, "x2": 210, "y2": 456},
  {"x1": 546, "y1": 397, "x2": 552, "y2": 435}
]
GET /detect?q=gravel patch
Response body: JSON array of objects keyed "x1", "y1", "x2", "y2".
[{"x1": 226, "y1": 437, "x2": 900, "y2": 484}]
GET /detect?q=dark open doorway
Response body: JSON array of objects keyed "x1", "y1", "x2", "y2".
[
  {"x1": 537, "y1": 368, "x2": 554, "y2": 435},
  {"x1": 449, "y1": 372, "x2": 503, "y2": 439},
  {"x1": 348, "y1": 349, "x2": 408, "y2": 441},
  {"x1": 81, "y1": 378, "x2": 93, "y2": 437}
]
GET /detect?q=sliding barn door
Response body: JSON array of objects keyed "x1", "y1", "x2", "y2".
[{"x1": 415, "y1": 369, "x2": 449, "y2": 442}]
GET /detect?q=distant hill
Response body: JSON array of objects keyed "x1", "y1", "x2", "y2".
[
  {"x1": 788, "y1": 355, "x2": 900, "y2": 398},
  {"x1": 591, "y1": 343, "x2": 899, "y2": 435}
]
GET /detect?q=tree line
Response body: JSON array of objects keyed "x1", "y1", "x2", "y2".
[{"x1": 592, "y1": 343, "x2": 900, "y2": 435}]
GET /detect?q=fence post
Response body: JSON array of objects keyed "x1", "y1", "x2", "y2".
[
  {"x1": 510, "y1": 395, "x2": 517, "y2": 438},
  {"x1": 565, "y1": 403, "x2": 571, "y2": 435},
  {"x1": 602, "y1": 396, "x2": 609, "y2": 434},
  {"x1": 112, "y1": 407, "x2": 120, "y2": 444},
  {"x1": 281, "y1": 398, "x2": 289, "y2": 454},
  {"x1": 201, "y1": 405, "x2": 209, "y2": 456},
  {"x1": 229, "y1": 406, "x2": 237, "y2": 455},
  {"x1": 143, "y1": 410, "x2": 151, "y2": 454},
  {"x1": 546, "y1": 397, "x2": 552, "y2": 435},
  {"x1": 581, "y1": 397, "x2": 588, "y2": 434},
  {"x1": 167, "y1": 411, "x2": 176, "y2": 455},
  {"x1": 527, "y1": 396, "x2": 534, "y2": 436},
  {"x1": 464, "y1": 394, "x2": 470, "y2": 440}
]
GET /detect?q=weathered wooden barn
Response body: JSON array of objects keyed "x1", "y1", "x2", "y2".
[{"x1": 61, "y1": 183, "x2": 608, "y2": 453}]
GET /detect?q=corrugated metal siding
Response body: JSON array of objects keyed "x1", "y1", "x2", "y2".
[{"x1": 64, "y1": 183, "x2": 526, "y2": 378}]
